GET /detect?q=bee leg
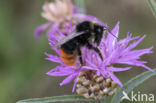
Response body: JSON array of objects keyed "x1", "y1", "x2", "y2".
[
  {"x1": 87, "y1": 43, "x2": 103, "y2": 61},
  {"x1": 77, "y1": 48, "x2": 83, "y2": 66}
]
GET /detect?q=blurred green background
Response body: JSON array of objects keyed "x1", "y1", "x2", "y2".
[{"x1": 0, "y1": 0, "x2": 156, "y2": 103}]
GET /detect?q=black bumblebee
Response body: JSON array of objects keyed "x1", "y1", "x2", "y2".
[{"x1": 55, "y1": 21, "x2": 116, "y2": 66}]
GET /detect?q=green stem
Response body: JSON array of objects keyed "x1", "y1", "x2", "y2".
[{"x1": 147, "y1": 0, "x2": 156, "y2": 18}]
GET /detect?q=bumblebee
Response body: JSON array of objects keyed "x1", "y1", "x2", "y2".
[{"x1": 55, "y1": 21, "x2": 116, "y2": 66}]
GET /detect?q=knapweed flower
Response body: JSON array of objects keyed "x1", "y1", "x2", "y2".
[
  {"x1": 45, "y1": 17, "x2": 154, "y2": 99},
  {"x1": 81, "y1": 22, "x2": 154, "y2": 87},
  {"x1": 41, "y1": 0, "x2": 74, "y2": 22},
  {"x1": 35, "y1": 0, "x2": 76, "y2": 40}
]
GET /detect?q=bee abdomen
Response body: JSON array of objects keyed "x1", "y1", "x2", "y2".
[{"x1": 59, "y1": 49, "x2": 77, "y2": 66}]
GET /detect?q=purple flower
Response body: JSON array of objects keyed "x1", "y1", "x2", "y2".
[
  {"x1": 46, "y1": 19, "x2": 154, "y2": 91},
  {"x1": 35, "y1": 0, "x2": 76, "y2": 40},
  {"x1": 82, "y1": 22, "x2": 154, "y2": 86}
]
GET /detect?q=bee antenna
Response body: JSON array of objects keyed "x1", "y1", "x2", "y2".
[{"x1": 103, "y1": 27, "x2": 119, "y2": 39}]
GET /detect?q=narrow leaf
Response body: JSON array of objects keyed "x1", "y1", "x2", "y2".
[
  {"x1": 74, "y1": 0, "x2": 86, "y2": 14},
  {"x1": 17, "y1": 95, "x2": 96, "y2": 103},
  {"x1": 147, "y1": 0, "x2": 156, "y2": 18},
  {"x1": 111, "y1": 69, "x2": 156, "y2": 103}
]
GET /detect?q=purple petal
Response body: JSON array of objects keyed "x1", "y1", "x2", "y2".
[
  {"x1": 45, "y1": 52, "x2": 62, "y2": 63},
  {"x1": 85, "y1": 59, "x2": 98, "y2": 68},
  {"x1": 116, "y1": 60, "x2": 154, "y2": 72},
  {"x1": 101, "y1": 70, "x2": 107, "y2": 78},
  {"x1": 46, "y1": 66, "x2": 69, "y2": 76},
  {"x1": 118, "y1": 33, "x2": 140, "y2": 47},
  {"x1": 47, "y1": 70, "x2": 71, "y2": 76},
  {"x1": 139, "y1": 64, "x2": 154, "y2": 72},
  {"x1": 72, "y1": 77, "x2": 78, "y2": 92},
  {"x1": 107, "y1": 21, "x2": 120, "y2": 40},
  {"x1": 108, "y1": 67, "x2": 131, "y2": 72},
  {"x1": 110, "y1": 21, "x2": 120, "y2": 37},
  {"x1": 60, "y1": 74, "x2": 77, "y2": 86},
  {"x1": 46, "y1": 68, "x2": 72, "y2": 76},
  {"x1": 82, "y1": 66, "x2": 97, "y2": 70},
  {"x1": 35, "y1": 23, "x2": 50, "y2": 40},
  {"x1": 127, "y1": 47, "x2": 153, "y2": 57},
  {"x1": 47, "y1": 72, "x2": 71, "y2": 76},
  {"x1": 65, "y1": 22, "x2": 70, "y2": 34},
  {"x1": 126, "y1": 35, "x2": 146, "y2": 51},
  {"x1": 56, "y1": 28, "x2": 65, "y2": 38},
  {"x1": 115, "y1": 47, "x2": 153, "y2": 64},
  {"x1": 46, "y1": 66, "x2": 60, "y2": 75},
  {"x1": 116, "y1": 60, "x2": 146, "y2": 65},
  {"x1": 46, "y1": 66, "x2": 76, "y2": 76},
  {"x1": 108, "y1": 71, "x2": 123, "y2": 86},
  {"x1": 48, "y1": 39, "x2": 60, "y2": 55},
  {"x1": 106, "y1": 22, "x2": 120, "y2": 49},
  {"x1": 47, "y1": 23, "x2": 59, "y2": 40}
]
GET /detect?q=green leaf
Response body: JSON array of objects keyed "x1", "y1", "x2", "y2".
[
  {"x1": 147, "y1": 0, "x2": 156, "y2": 18},
  {"x1": 17, "y1": 95, "x2": 96, "y2": 103},
  {"x1": 74, "y1": 0, "x2": 86, "y2": 14},
  {"x1": 111, "y1": 69, "x2": 156, "y2": 103}
]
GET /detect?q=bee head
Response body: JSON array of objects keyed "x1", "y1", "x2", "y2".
[
  {"x1": 94, "y1": 23, "x2": 104, "y2": 34},
  {"x1": 93, "y1": 23, "x2": 104, "y2": 45}
]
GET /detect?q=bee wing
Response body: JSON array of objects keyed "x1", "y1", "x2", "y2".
[{"x1": 54, "y1": 31, "x2": 86, "y2": 48}]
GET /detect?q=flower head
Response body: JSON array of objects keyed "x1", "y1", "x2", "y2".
[
  {"x1": 82, "y1": 22, "x2": 154, "y2": 86},
  {"x1": 35, "y1": 0, "x2": 78, "y2": 40},
  {"x1": 41, "y1": 0, "x2": 75, "y2": 22},
  {"x1": 46, "y1": 19, "x2": 154, "y2": 94}
]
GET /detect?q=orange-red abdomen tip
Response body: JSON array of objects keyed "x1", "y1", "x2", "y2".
[{"x1": 59, "y1": 49, "x2": 77, "y2": 66}]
